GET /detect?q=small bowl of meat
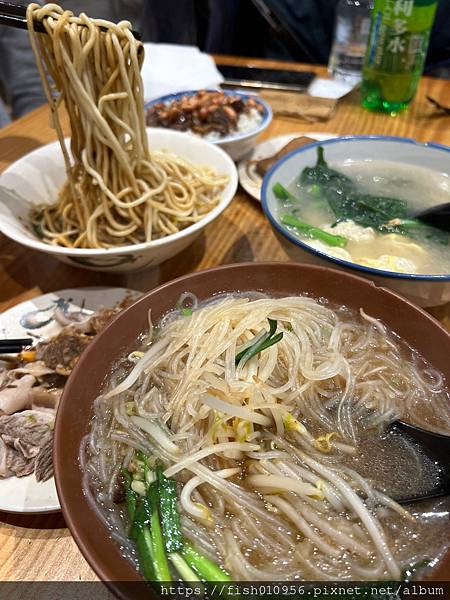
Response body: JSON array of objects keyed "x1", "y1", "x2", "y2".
[{"x1": 146, "y1": 89, "x2": 272, "y2": 161}]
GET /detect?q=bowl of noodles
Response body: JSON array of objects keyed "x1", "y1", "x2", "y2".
[
  {"x1": 0, "y1": 3, "x2": 238, "y2": 273},
  {"x1": 54, "y1": 262, "x2": 450, "y2": 589},
  {"x1": 0, "y1": 128, "x2": 238, "y2": 272}
]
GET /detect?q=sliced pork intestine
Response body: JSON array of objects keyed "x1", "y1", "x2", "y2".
[
  {"x1": 9, "y1": 363, "x2": 55, "y2": 378},
  {"x1": 32, "y1": 388, "x2": 61, "y2": 410},
  {"x1": 0, "y1": 374, "x2": 36, "y2": 415},
  {"x1": 0, "y1": 372, "x2": 60, "y2": 415}
]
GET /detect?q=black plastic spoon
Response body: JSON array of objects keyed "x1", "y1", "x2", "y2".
[
  {"x1": 414, "y1": 202, "x2": 450, "y2": 233},
  {"x1": 389, "y1": 420, "x2": 450, "y2": 504}
]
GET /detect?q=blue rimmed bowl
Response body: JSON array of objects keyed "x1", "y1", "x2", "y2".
[
  {"x1": 261, "y1": 136, "x2": 450, "y2": 307},
  {"x1": 145, "y1": 89, "x2": 272, "y2": 161}
]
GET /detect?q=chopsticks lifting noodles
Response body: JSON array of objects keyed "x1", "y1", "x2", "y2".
[
  {"x1": 0, "y1": 1, "x2": 141, "y2": 38},
  {"x1": 0, "y1": 337, "x2": 33, "y2": 354},
  {"x1": 0, "y1": 1, "x2": 47, "y2": 33}
]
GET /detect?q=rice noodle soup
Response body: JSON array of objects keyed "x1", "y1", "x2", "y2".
[
  {"x1": 274, "y1": 148, "x2": 450, "y2": 275},
  {"x1": 82, "y1": 293, "x2": 450, "y2": 582}
]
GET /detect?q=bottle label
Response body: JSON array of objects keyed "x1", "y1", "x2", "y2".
[{"x1": 366, "y1": 0, "x2": 438, "y2": 74}]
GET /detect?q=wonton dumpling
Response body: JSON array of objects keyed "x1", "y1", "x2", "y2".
[
  {"x1": 323, "y1": 220, "x2": 375, "y2": 243},
  {"x1": 305, "y1": 240, "x2": 353, "y2": 262},
  {"x1": 358, "y1": 255, "x2": 417, "y2": 274}
]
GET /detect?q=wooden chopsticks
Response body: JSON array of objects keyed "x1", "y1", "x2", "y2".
[
  {"x1": 0, "y1": 337, "x2": 33, "y2": 354},
  {"x1": 0, "y1": 1, "x2": 142, "y2": 39}
]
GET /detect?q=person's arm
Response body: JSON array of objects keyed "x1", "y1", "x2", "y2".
[
  {"x1": 0, "y1": 97, "x2": 11, "y2": 128},
  {"x1": 0, "y1": 17, "x2": 47, "y2": 119}
]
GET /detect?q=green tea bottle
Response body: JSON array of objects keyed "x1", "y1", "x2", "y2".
[{"x1": 361, "y1": 0, "x2": 438, "y2": 113}]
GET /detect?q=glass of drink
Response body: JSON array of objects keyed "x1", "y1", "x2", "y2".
[
  {"x1": 361, "y1": 0, "x2": 438, "y2": 113},
  {"x1": 328, "y1": 0, "x2": 373, "y2": 84}
]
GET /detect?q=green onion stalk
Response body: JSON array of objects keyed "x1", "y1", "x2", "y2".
[{"x1": 123, "y1": 463, "x2": 231, "y2": 583}]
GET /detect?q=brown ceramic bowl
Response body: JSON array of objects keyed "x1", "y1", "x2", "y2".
[{"x1": 54, "y1": 262, "x2": 450, "y2": 593}]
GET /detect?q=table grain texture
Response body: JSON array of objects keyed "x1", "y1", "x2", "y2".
[{"x1": 1, "y1": 58, "x2": 450, "y2": 582}]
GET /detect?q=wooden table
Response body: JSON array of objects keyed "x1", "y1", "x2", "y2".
[{"x1": 1, "y1": 58, "x2": 450, "y2": 582}]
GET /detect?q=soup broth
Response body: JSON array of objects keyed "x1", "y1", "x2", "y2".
[
  {"x1": 278, "y1": 160, "x2": 450, "y2": 275},
  {"x1": 83, "y1": 293, "x2": 450, "y2": 582}
]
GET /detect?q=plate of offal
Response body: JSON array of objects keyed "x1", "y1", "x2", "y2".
[{"x1": 0, "y1": 287, "x2": 140, "y2": 513}]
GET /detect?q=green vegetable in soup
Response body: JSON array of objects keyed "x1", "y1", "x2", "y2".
[
  {"x1": 123, "y1": 456, "x2": 230, "y2": 583},
  {"x1": 281, "y1": 214, "x2": 348, "y2": 248},
  {"x1": 181, "y1": 543, "x2": 230, "y2": 582},
  {"x1": 147, "y1": 481, "x2": 173, "y2": 581},
  {"x1": 273, "y1": 182, "x2": 301, "y2": 204},
  {"x1": 301, "y1": 146, "x2": 353, "y2": 190},
  {"x1": 122, "y1": 469, "x2": 138, "y2": 522},
  {"x1": 297, "y1": 146, "x2": 450, "y2": 247},
  {"x1": 300, "y1": 147, "x2": 409, "y2": 230},
  {"x1": 235, "y1": 318, "x2": 284, "y2": 366},
  {"x1": 384, "y1": 218, "x2": 450, "y2": 245},
  {"x1": 156, "y1": 467, "x2": 183, "y2": 553}
]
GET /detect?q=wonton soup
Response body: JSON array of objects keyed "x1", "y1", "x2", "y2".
[
  {"x1": 82, "y1": 293, "x2": 450, "y2": 582},
  {"x1": 274, "y1": 148, "x2": 450, "y2": 275}
]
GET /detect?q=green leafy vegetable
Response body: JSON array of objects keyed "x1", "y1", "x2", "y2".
[
  {"x1": 300, "y1": 147, "x2": 409, "y2": 231},
  {"x1": 156, "y1": 467, "x2": 183, "y2": 553},
  {"x1": 169, "y1": 552, "x2": 201, "y2": 581},
  {"x1": 308, "y1": 183, "x2": 322, "y2": 196},
  {"x1": 182, "y1": 543, "x2": 231, "y2": 581},
  {"x1": 273, "y1": 182, "x2": 301, "y2": 204},
  {"x1": 235, "y1": 318, "x2": 284, "y2": 366},
  {"x1": 123, "y1": 456, "x2": 230, "y2": 583},
  {"x1": 301, "y1": 146, "x2": 353, "y2": 190},
  {"x1": 147, "y1": 482, "x2": 172, "y2": 581},
  {"x1": 298, "y1": 148, "x2": 449, "y2": 246},
  {"x1": 123, "y1": 476, "x2": 156, "y2": 580},
  {"x1": 122, "y1": 469, "x2": 138, "y2": 524},
  {"x1": 135, "y1": 527, "x2": 156, "y2": 581},
  {"x1": 281, "y1": 214, "x2": 348, "y2": 248},
  {"x1": 129, "y1": 497, "x2": 148, "y2": 540}
]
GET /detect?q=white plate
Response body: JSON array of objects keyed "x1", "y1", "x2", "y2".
[
  {"x1": 0, "y1": 287, "x2": 141, "y2": 513},
  {"x1": 238, "y1": 132, "x2": 338, "y2": 202}
]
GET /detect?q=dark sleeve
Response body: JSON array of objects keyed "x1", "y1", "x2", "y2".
[
  {"x1": 0, "y1": 97, "x2": 11, "y2": 128},
  {"x1": 260, "y1": 0, "x2": 339, "y2": 64},
  {"x1": 425, "y1": 0, "x2": 450, "y2": 73},
  {"x1": 140, "y1": 0, "x2": 198, "y2": 44},
  {"x1": 0, "y1": 24, "x2": 46, "y2": 118}
]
